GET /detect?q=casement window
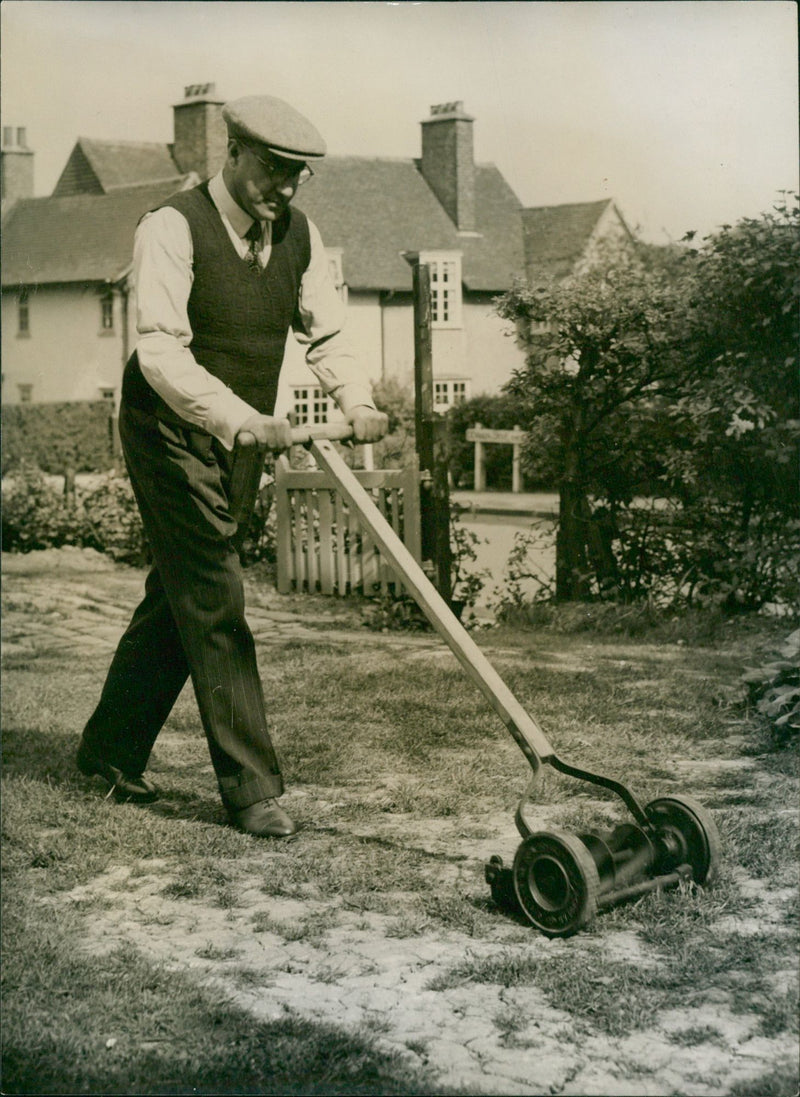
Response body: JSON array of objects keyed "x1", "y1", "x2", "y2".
[
  {"x1": 434, "y1": 379, "x2": 470, "y2": 410},
  {"x1": 17, "y1": 383, "x2": 33, "y2": 403},
  {"x1": 326, "y1": 248, "x2": 347, "y2": 304},
  {"x1": 100, "y1": 291, "x2": 114, "y2": 331},
  {"x1": 292, "y1": 385, "x2": 331, "y2": 425},
  {"x1": 420, "y1": 252, "x2": 462, "y2": 328},
  {"x1": 17, "y1": 289, "x2": 30, "y2": 336}
]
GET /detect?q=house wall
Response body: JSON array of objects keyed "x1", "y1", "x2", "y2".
[
  {"x1": 574, "y1": 205, "x2": 632, "y2": 274},
  {"x1": 1, "y1": 279, "x2": 525, "y2": 418},
  {"x1": 275, "y1": 291, "x2": 384, "y2": 418},
  {"x1": 351, "y1": 290, "x2": 524, "y2": 401},
  {"x1": 1, "y1": 283, "x2": 126, "y2": 405},
  {"x1": 463, "y1": 292, "x2": 524, "y2": 397}
]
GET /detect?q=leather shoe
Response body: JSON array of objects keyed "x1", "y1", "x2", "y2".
[
  {"x1": 76, "y1": 741, "x2": 158, "y2": 804},
  {"x1": 227, "y1": 799, "x2": 297, "y2": 838}
]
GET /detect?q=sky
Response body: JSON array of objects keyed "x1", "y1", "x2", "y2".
[{"x1": 1, "y1": 0, "x2": 797, "y2": 243}]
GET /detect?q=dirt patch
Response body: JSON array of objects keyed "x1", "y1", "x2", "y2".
[{"x1": 59, "y1": 828, "x2": 795, "y2": 1097}]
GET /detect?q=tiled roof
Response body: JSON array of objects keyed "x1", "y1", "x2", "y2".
[
  {"x1": 297, "y1": 156, "x2": 525, "y2": 292},
  {"x1": 521, "y1": 199, "x2": 616, "y2": 282},
  {"x1": 4, "y1": 156, "x2": 525, "y2": 293},
  {"x1": 53, "y1": 139, "x2": 182, "y2": 196},
  {"x1": 1, "y1": 180, "x2": 191, "y2": 286}
]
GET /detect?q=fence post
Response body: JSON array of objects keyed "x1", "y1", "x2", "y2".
[
  {"x1": 473, "y1": 421, "x2": 486, "y2": 492},
  {"x1": 512, "y1": 425, "x2": 522, "y2": 493},
  {"x1": 405, "y1": 252, "x2": 453, "y2": 604}
]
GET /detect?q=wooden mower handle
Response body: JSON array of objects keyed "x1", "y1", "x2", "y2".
[{"x1": 236, "y1": 422, "x2": 356, "y2": 448}]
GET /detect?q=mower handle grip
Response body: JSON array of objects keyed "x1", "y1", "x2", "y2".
[{"x1": 236, "y1": 422, "x2": 356, "y2": 449}]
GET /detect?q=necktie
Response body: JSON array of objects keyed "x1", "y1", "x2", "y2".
[{"x1": 245, "y1": 222, "x2": 262, "y2": 270}]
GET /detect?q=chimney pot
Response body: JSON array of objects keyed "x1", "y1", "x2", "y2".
[
  {"x1": 184, "y1": 83, "x2": 217, "y2": 100},
  {"x1": 1, "y1": 124, "x2": 34, "y2": 204}
]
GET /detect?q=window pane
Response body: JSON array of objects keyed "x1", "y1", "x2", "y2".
[{"x1": 18, "y1": 290, "x2": 29, "y2": 334}]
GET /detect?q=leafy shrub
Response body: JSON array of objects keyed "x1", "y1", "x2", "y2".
[
  {"x1": 371, "y1": 378, "x2": 417, "y2": 471},
  {"x1": 493, "y1": 497, "x2": 799, "y2": 618},
  {"x1": 238, "y1": 480, "x2": 278, "y2": 568},
  {"x1": 1, "y1": 401, "x2": 116, "y2": 474},
  {"x1": 1, "y1": 463, "x2": 83, "y2": 551},
  {"x1": 742, "y1": 630, "x2": 800, "y2": 741},
  {"x1": 1, "y1": 465, "x2": 149, "y2": 563},
  {"x1": 449, "y1": 506, "x2": 488, "y2": 616},
  {"x1": 667, "y1": 505, "x2": 800, "y2": 613},
  {"x1": 446, "y1": 393, "x2": 526, "y2": 489},
  {"x1": 79, "y1": 475, "x2": 149, "y2": 565},
  {"x1": 362, "y1": 504, "x2": 487, "y2": 631},
  {"x1": 363, "y1": 593, "x2": 430, "y2": 632},
  {"x1": 493, "y1": 520, "x2": 556, "y2": 615},
  {"x1": 2, "y1": 462, "x2": 281, "y2": 571}
]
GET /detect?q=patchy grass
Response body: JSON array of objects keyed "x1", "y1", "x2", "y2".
[
  {"x1": 2, "y1": 555, "x2": 798, "y2": 1094},
  {"x1": 1, "y1": 892, "x2": 452, "y2": 1097}
]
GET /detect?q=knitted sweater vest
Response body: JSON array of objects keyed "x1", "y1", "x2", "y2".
[{"x1": 123, "y1": 181, "x2": 311, "y2": 420}]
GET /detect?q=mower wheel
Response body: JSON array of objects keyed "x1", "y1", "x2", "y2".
[
  {"x1": 645, "y1": 794, "x2": 721, "y2": 885},
  {"x1": 512, "y1": 830, "x2": 600, "y2": 938}
]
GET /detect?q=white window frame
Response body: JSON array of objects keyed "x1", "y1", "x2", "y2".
[
  {"x1": 292, "y1": 385, "x2": 331, "y2": 425},
  {"x1": 433, "y1": 378, "x2": 470, "y2": 411},
  {"x1": 17, "y1": 289, "x2": 30, "y2": 336},
  {"x1": 420, "y1": 251, "x2": 462, "y2": 329},
  {"x1": 100, "y1": 290, "x2": 114, "y2": 332},
  {"x1": 325, "y1": 247, "x2": 347, "y2": 304}
]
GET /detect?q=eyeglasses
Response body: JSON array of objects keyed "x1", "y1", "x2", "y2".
[{"x1": 243, "y1": 143, "x2": 314, "y2": 188}]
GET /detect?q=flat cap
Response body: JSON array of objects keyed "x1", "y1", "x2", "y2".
[{"x1": 222, "y1": 95, "x2": 326, "y2": 161}]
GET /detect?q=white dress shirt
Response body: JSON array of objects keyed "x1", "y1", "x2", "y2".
[{"x1": 133, "y1": 171, "x2": 374, "y2": 450}]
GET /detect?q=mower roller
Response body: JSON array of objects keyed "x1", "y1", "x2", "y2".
[{"x1": 235, "y1": 424, "x2": 722, "y2": 937}]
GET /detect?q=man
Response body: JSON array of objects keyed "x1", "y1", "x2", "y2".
[{"x1": 77, "y1": 95, "x2": 388, "y2": 837}]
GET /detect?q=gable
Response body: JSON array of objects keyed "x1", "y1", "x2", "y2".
[
  {"x1": 51, "y1": 142, "x2": 104, "y2": 197},
  {"x1": 521, "y1": 199, "x2": 622, "y2": 283},
  {"x1": 53, "y1": 139, "x2": 182, "y2": 196}
]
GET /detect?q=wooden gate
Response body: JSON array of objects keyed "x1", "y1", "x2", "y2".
[{"x1": 275, "y1": 456, "x2": 422, "y2": 596}]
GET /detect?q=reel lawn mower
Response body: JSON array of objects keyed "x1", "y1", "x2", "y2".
[{"x1": 236, "y1": 424, "x2": 722, "y2": 938}]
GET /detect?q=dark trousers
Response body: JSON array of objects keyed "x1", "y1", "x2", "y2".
[{"x1": 81, "y1": 401, "x2": 282, "y2": 809}]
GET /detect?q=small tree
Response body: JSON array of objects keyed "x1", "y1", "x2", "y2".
[
  {"x1": 661, "y1": 195, "x2": 800, "y2": 609},
  {"x1": 496, "y1": 196, "x2": 800, "y2": 610},
  {"x1": 497, "y1": 243, "x2": 690, "y2": 600}
]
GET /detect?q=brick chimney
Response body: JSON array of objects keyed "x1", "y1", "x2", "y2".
[
  {"x1": 171, "y1": 83, "x2": 227, "y2": 179},
  {"x1": 1, "y1": 126, "x2": 34, "y2": 207},
  {"x1": 419, "y1": 101, "x2": 476, "y2": 232}
]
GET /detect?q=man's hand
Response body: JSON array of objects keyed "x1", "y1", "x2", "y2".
[
  {"x1": 236, "y1": 414, "x2": 293, "y2": 453},
  {"x1": 347, "y1": 407, "x2": 389, "y2": 444}
]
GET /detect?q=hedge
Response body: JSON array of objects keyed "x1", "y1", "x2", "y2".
[{"x1": 1, "y1": 401, "x2": 117, "y2": 475}]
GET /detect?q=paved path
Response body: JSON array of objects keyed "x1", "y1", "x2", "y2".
[
  {"x1": 452, "y1": 490, "x2": 558, "y2": 518},
  {"x1": 1, "y1": 547, "x2": 443, "y2": 661}
]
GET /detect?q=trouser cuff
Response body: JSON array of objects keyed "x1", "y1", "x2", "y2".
[{"x1": 218, "y1": 769, "x2": 283, "y2": 810}]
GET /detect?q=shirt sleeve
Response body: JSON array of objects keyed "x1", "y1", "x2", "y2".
[
  {"x1": 293, "y1": 219, "x2": 376, "y2": 415},
  {"x1": 133, "y1": 207, "x2": 257, "y2": 450}
]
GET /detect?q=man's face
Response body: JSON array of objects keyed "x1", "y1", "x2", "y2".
[{"x1": 225, "y1": 140, "x2": 308, "y2": 222}]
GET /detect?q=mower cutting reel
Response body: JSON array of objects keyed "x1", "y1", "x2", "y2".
[
  {"x1": 252, "y1": 426, "x2": 723, "y2": 938},
  {"x1": 486, "y1": 794, "x2": 721, "y2": 936}
]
